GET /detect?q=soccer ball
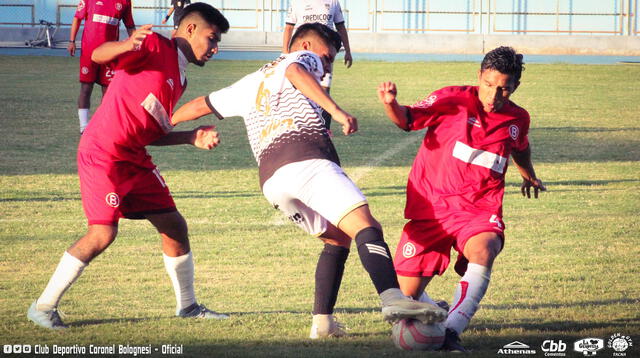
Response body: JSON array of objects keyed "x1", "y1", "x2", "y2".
[{"x1": 392, "y1": 319, "x2": 446, "y2": 351}]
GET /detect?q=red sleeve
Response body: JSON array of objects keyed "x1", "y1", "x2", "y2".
[
  {"x1": 514, "y1": 111, "x2": 530, "y2": 152},
  {"x1": 407, "y1": 86, "x2": 464, "y2": 131},
  {"x1": 113, "y1": 33, "x2": 158, "y2": 71},
  {"x1": 74, "y1": 0, "x2": 87, "y2": 20},
  {"x1": 122, "y1": 2, "x2": 135, "y2": 28}
]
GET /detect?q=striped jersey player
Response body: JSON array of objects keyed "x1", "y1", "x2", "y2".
[{"x1": 172, "y1": 23, "x2": 447, "y2": 340}]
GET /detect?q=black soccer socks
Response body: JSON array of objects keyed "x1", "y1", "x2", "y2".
[
  {"x1": 355, "y1": 227, "x2": 400, "y2": 294},
  {"x1": 313, "y1": 243, "x2": 350, "y2": 315}
]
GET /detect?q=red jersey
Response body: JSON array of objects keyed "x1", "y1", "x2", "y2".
[
  {"x1": 404, "y1": 86, "x2": 530, "y2": 220},
  {"x1": 78, "y1": 33, "x2": 187, "y2": 168},
  {"x1": 74, "y1": 0, "x2": 134, "y2": 52}
]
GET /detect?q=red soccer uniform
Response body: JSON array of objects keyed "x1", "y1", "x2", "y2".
[
  {"x1": 78, "y1": 33, "x2": 187, "y2": 225},
  {"x1": 74, "y1": 0, "x2": 134, "y2": 85},
  {"x1": 394, "y1": 86, "x2": 530, "y2": 277}
]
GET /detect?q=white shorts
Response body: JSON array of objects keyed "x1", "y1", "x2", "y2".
[{"x1": 262, "y1": 159, "x2": 367, "y2": 236}]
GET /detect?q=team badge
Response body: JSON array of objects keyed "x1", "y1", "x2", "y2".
[
  {"x1": 77, "y1": 0, "x2": 85, "y2": 11},
  {"x1": 417, "y1": 95, "x2": 437, "y2": 108},
  {"x1": 105, "y1": 192, "x2": 120, "y2": 208},
  {"x1": 402, "y1": 242, "x2": 416, "y2": 258},
  {"x1": 116, "y1": 2, "x2": 122, "y2": 11},
  {"x1": 509, "y1": 124, "x2": 519, "y2": 140},
  {"x1": 81, "y1": 66, "x2": 89, "y2": 75}
]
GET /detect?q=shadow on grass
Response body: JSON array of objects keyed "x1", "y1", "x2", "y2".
[{"x1": 483, "y1": 298, "x2": 639, "y2": 311}]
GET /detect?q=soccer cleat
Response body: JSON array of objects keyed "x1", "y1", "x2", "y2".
[
  {"x1": 382, "y1": 298, "x2": 448, "y2": 324},
  {"x1": 309, "y1": 314, "x2": 348, "y2": 339},
  {"x1": 439, "y1": 328, "x2": 469, "y2": 353},
  {"x1": 27, "y1": 300, "x2": 68, "y2": 329},
  {"x1": 178, "y1": 303, "x2": 228, "y2": 320}
]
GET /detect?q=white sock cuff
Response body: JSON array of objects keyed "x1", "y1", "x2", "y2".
[
  {"x1": 465, "y1": 263, "x2": 491, "y2": 280},
  {"x1": 162, "y1": 251, "x2": 193, "y2": 266},
  {"x1": 63, "y1": 251, "x2": 87, "y2": 268}
]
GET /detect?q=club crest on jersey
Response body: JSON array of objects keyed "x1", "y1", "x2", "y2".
[
  {"x1": 105, "y1": 192, "x2": 120, "y2": 208},
  {"x1": 417, "y1": 95, "x2": 437, "y2": 108},
  {"x1": 81, "y1": 66, "x2": 89, "y2": 75},
  {"x1": 116, "y1": 2, "x2": 122, "y2": 11},
  {"x1": 509, "y1": 124, "x2": 519, "y2": 140},
  {"x1": 96, "y1": 1, "x2": 104, "y2": 6},
  {"x1": 402, "y1": 242, "x2": 417, "y2": 258}
]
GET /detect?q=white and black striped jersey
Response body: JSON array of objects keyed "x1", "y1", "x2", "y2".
[{"x1": 206, "y1": 51, "x2": 340, "y2": 187}]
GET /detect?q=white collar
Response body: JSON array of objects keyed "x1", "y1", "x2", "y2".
[{"x1": 177, "y1": 47, "x2": 188, "y2": 85}]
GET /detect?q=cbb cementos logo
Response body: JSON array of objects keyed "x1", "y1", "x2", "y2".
[
  {"x1": 402, "y1": 242, "x2": 416, "y2": 258},
  {"x1": 105, "y1": 192, "x2": 120, "y2": 208}
]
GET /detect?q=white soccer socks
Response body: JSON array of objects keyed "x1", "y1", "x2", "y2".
[
  {"x1": 163, "y1": 251, "x2": 197, "y2": 315},
  {"x1": 36, "y1": 251, "x2": 87, "y2": 311},
  {"x1": 78, "y1": 108, "x2": 89, "y2": 133},
  {"x1": 446, "y1": 263, "x2": 491, "y2": 335}
]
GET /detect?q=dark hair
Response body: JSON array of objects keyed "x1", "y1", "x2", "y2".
[
  {"x1": 178, "y1": 2, "x2": 230, "y2": 33},
  {"x1": 481, "y1": 46, "x2": 524, "y2": 82},
  {"x1": 289, "y1": 23, "x2": 342, "y2": 52}
]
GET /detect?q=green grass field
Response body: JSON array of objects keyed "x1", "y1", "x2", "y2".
[{"x1": 1, "y1": 54, "x2": 639, "y2": 357}]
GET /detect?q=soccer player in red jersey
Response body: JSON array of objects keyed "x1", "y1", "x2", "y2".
[
  {"x1": 378, "y1": 46, "x2": 546, "y2": 351},
  {"x1": 68, "y1": 0, "x2": 136, "y2": 133},
  {"x1": 28, "y1": 3, "x2": 230, "y2": 329}
]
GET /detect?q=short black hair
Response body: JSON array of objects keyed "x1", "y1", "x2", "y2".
[
  {"x1": 289, "y1": 23, "x2": 342, "y2": 52},
  {"x1": 178, "y1": 2, "x2": 230, "y2": 33},
  {"x1": 481, "y1": 46, "x2": 524, "y2": 82}
]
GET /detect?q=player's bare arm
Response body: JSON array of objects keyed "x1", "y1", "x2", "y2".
[
  {"x1": 150, "y1": 125, "x2": 220, "y2": 150},
  {"x1": 286, "y1": 63, "x2": 357, "y2": 135},
  {"x1": 162, "y1": 7, "x2": 175, "y2": 24},
  {"x1": 91, "y1": 24, "x2": 153, "y2": 64},
  {"x1": 335, "y1": 23, "x2": 352, "y2": 68},
  {"x1": 511, "y1": 145, "x2": 546, "y2": 198},
  {"x1": 68, "y1": 17, "x2": 81, "y2": 56},
  {"x1": 282, "y1": 24, "x2": 295, "y2": 54},
  {"x1": 126, "y1": 25, "x2": 136, "y2": 37},
  {"x1": 377, "y1": 82, "x2": 410, "y2": 130},
  {"x1": 170, "y1": 96, "x2": 220, "y2": 126}
]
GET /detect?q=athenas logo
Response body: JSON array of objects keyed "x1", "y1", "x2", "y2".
[{"x1": 498, "y1": 341, "x2": 536, "y2": 355}]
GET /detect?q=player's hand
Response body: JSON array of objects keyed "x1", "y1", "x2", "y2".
[
  {"x1": 192, "y1": 125, "x2": 220, "y2": 150},
  {"x1": 521, "y1": 178, "x2": 546, "y2": 199},
  {"x1": 333, "y1": 109, "x2": 358, "y2": 136},
  {"x1": 129, "y1": 24, "x2": 153, "y2": 51},
  {"x1": 67, "y1": 42, "x2": 76, "y2": 56},
  {"x1": 344, "y1": 52, "x2": 353, "y2": 68},
  {"x1": 377, "y1": 82, "x2": 398, "y2": 105},
  {"x1": 161, "y1": 18, "x2": 167, "y2": 24}
]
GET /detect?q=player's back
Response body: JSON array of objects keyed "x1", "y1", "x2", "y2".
[
  {"x1": 79, "y1": 33, "x2": 185, "y2": 168},
  {"x1": 77, "y1": 0, "x2": 134, "y2": 50}
]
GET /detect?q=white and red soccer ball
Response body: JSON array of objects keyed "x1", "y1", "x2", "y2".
[{"x1": 392, "y1": 319, "x2": 446, "y2": 351}]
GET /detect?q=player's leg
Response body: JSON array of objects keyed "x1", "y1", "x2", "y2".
[
  {"x1": 146, "y1": 210, "x2": 228, "y2": 320},
  {"x1": 309, "y1": 224, "x2": 351, "y2": 338},
  {"x1": 337, "y1": 206, "x2": 447, "y2": 324},
  {"x1": 28, "y1": 224, "x2": 118, "y2": 329},
  {"x1": 77, "y1": 82, "x2": 94, "y2": 133}
]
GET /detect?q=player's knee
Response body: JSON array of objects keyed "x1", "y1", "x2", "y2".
[{"x1": 464, "y1": 234, "x2": 502, "y2": 263}]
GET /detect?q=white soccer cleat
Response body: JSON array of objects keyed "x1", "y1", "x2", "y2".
[
  {"x1": 309, "y1": 314, "x2": 348, "y2": 339},
  {"x1": 178, "y1": 303, "x2": 229, "y2": 320},
  {"x1": 382, "y1": 298, "x2": 448, "y2": 324},
  {"x1": 27, "y1": 300, "x2": 68, "y2": 329}
]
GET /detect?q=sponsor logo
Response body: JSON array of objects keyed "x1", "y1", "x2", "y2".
[
  {"x1": 574, "y1": 338, "x2": 604, "y2": 356},
  {"x1": 498, "y1": 341, "x2": 537, "y2": 355},
  {"x1": 96, "y1": 1, "x2": 104, "y2": 6},
  {"x1": 77, "y1": 0, "x2": 85, "y2": 11},
  {"x1": 542, "y1": 340, "x2": 567, "y2": 357},
  {"x1": 288, "y1": 212, "x2": 303, "y2": 224},
  {"x1": 509, "y1": 124, "x2": 519, "y2": 140},
  {"x1": 467, "y1": 116, "x2": 481, "y2": 127},
  {"x1": 608, "y1": 333, "x2": 632, "y2": 356},
  {"x1": 105, "y1": 192, "x2": 120, "y2": 208},
  {"x1": 116, "y1": 2, "x2": 122, "y2": 11},
  {"x1": 402, "y1": 242, "x2": 416, "y2": 258},
  {"x1": 81, "y1": 66, "x2": 89, "y2": 75}
]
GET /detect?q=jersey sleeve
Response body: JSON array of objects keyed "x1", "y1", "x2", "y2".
[
  {"x1": 285, "y1": 2, "x2": 297, "y2": 25},
  {"x1": 513, "y1": 111, "x2": 531, "y2": 152},
  {"x1": 74, "y1": 0, "x2": 87, "y2": 20},
  {"x1": 407, "y1": 87, "x2": 462, "y2": 131},
  {"x1": 333, "y1": 1, "x2": 345, "y2": 24},
  {"x1": 122, "y1": 2, "x2": 135, "y2": 28},
  {"x1": 206, "y1": 74, "x2": 255, "y2": 119},
  {"x1": 287, "y1": 51, "x2": 324, "y2": 81},
  {"x1": 112, "y1": 32, "x2": 157, "y2": 71}
]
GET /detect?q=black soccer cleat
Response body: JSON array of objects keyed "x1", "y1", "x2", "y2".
[{"x1": 439, "y1": 328, "x2": 469, "y2": 353}]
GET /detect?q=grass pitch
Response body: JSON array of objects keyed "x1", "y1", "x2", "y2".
[{"x1": 1, "y1": 54, "x2": 639, "y2": 357}]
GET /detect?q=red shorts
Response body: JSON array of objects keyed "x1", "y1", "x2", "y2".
[
  {"x1": 394, "y1": 212, "x2": 505, "y2": 277},
  {"x1": 79, "y1": 47, "x2": 114, "y2": 86},
  {"x1": 78, "y1": 151, "x2": 176, "y2": 226}
]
